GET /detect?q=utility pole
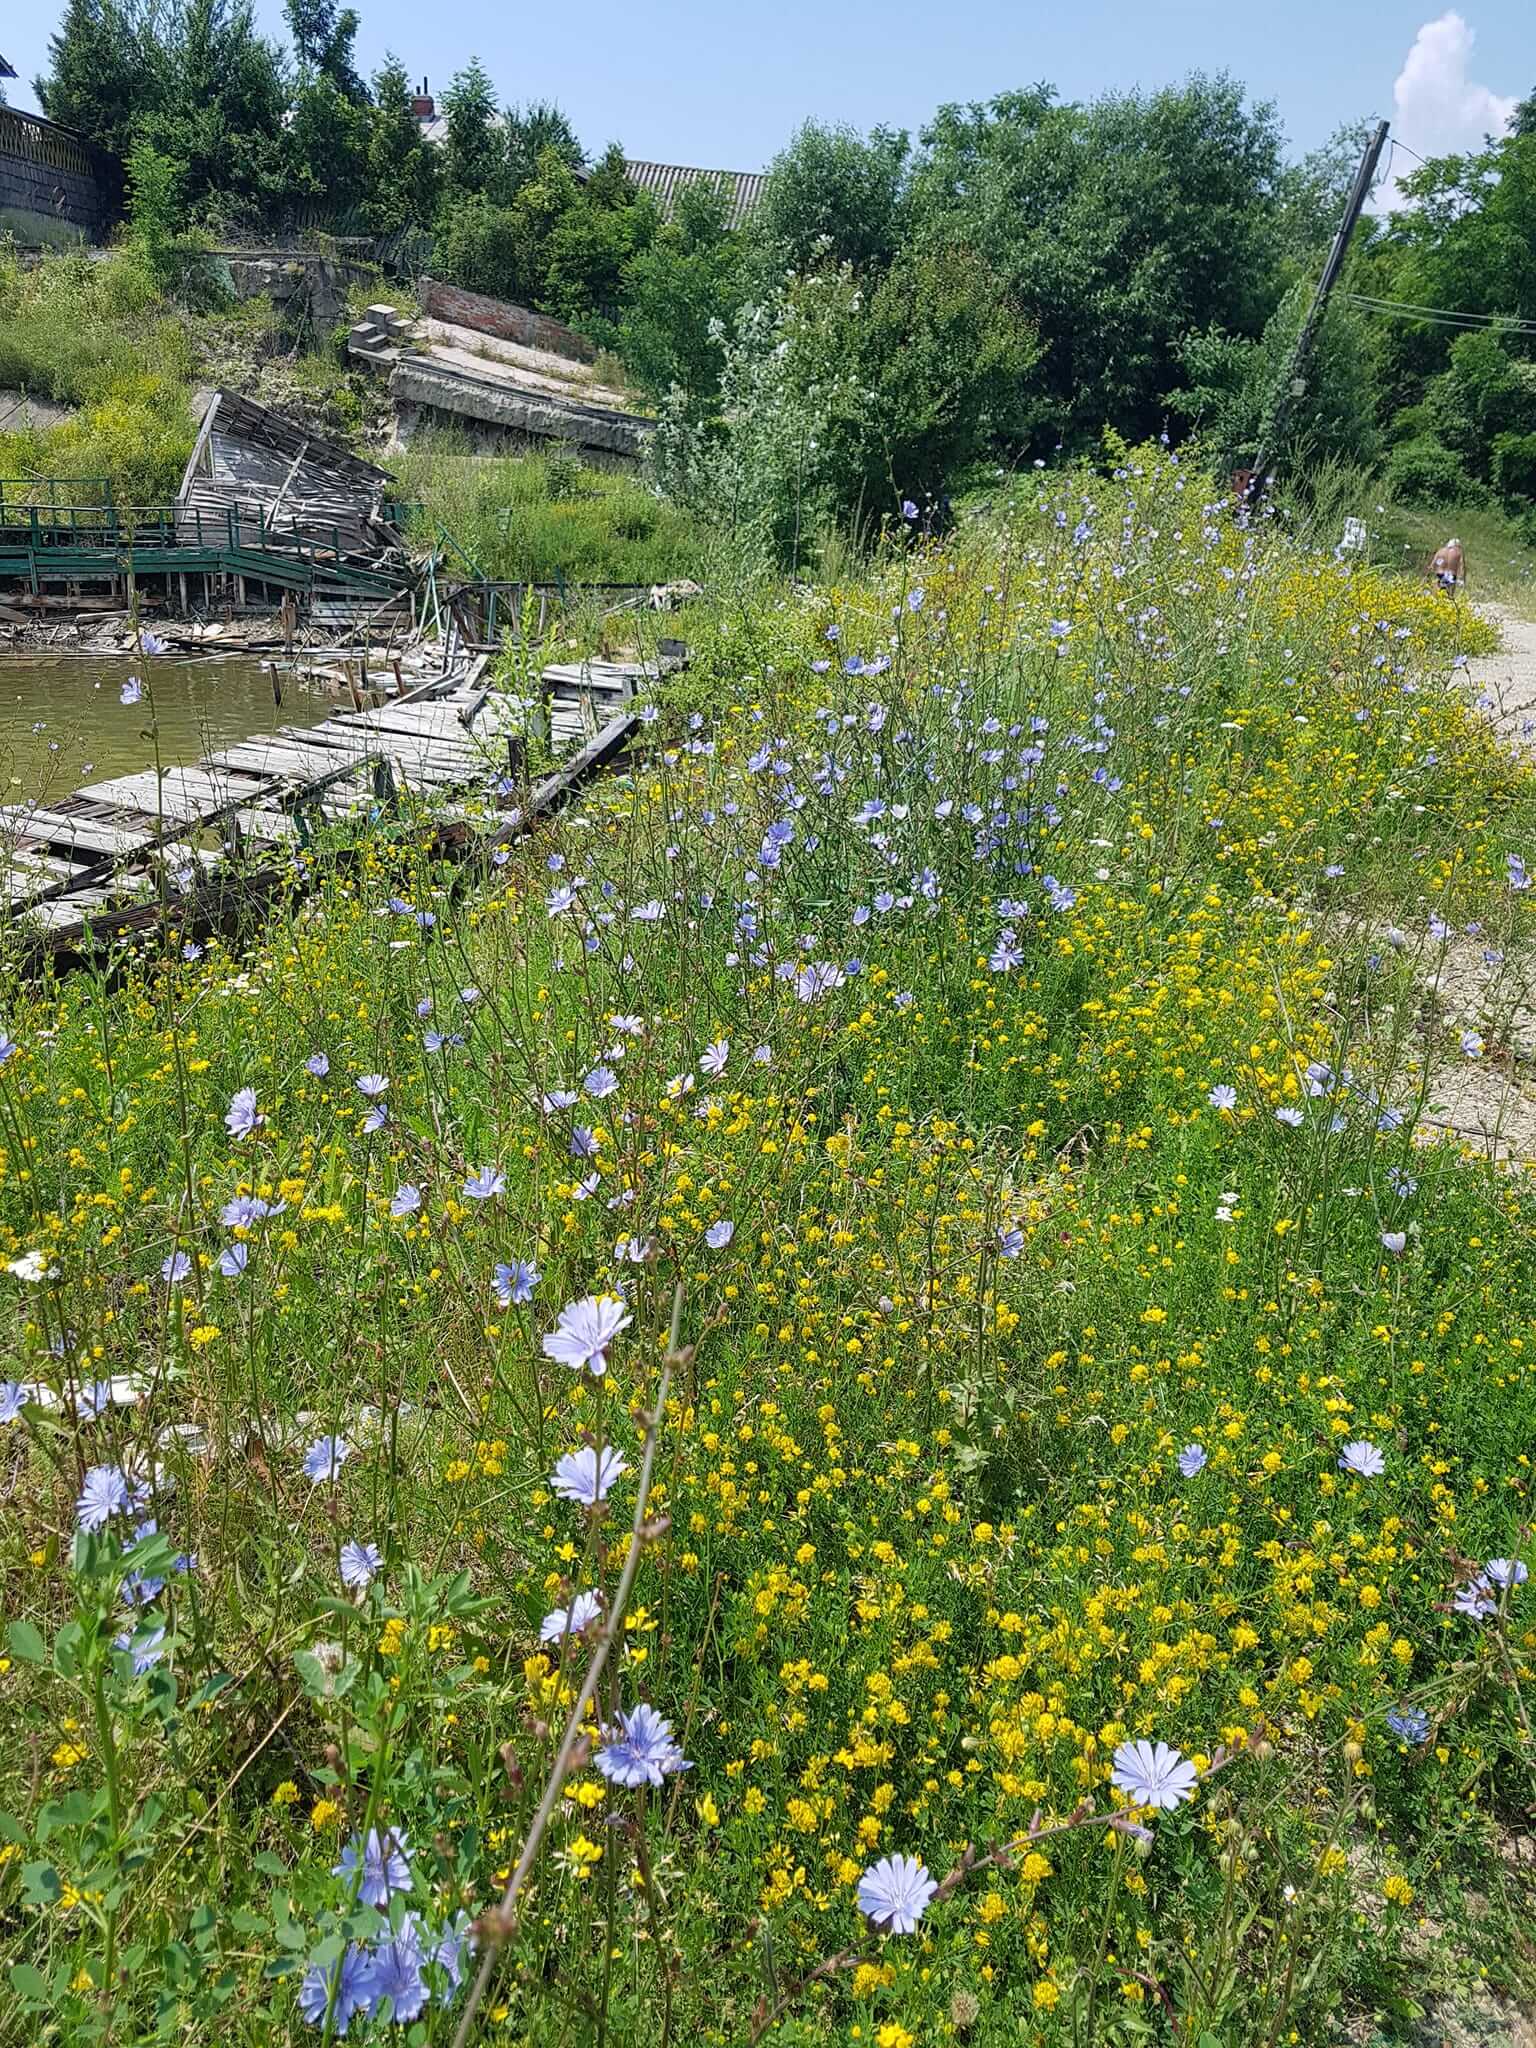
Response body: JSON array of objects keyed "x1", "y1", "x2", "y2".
[{"x1": 1247, "y1": 118, "x2": 1389, "y2": 501}]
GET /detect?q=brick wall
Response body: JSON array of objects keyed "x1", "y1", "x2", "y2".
[
  {"x1": 420, "y1": 277, "x2": 598, "y2": 364},
  {"x1": 0, "y1": 108, "x2": 114, "y2": 238}
]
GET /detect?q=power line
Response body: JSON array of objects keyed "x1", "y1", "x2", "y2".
[{"x1": 1344, "y1": 293, "x2": 1536, "y2": 335}]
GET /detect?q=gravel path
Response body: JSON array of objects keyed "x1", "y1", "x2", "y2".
[
  {"x1": 1412, "y1": 604, "x2": 1536, "y2": 1160},
  {"x1": 1469, "y1": 603, "x2": 1536, "y2": 746}
]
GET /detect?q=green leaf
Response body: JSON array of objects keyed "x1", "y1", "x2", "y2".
[
  {"x1": 9, "y1": 1962, "x2": 48, "y2": 2006},
  {"x1": 252, "y1": 1851, "x2": 287, "y2": 1877},
  {"x1": 7, "y1": 1619, "x2": 46, "y2": 1664},
  {"x1": 185, "y1": 1671, "x2": 238, "y2": 1710},
  {"x1": 21, "y1": 1861, "x2": 61, "y2": 1906},
  {"x1": 0, "y1": 1810, "x2": 27, "y2": 1844},
  {"x1": 37, "y1": 1791, "x2": 96, "y2": 1840},
  {"x1": 293, "y1": 1648, "x2": 343, "y2": 1700}
]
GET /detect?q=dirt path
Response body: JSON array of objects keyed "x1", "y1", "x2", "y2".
[
  {"x1": 1468, "y1": 603, "x2": 1536, "y2": 747},
  {"x1": 1411, "y1": 605, "x2": 1536, "y2": 1161}
]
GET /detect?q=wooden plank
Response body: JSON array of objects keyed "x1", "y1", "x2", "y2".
[
  {"x1": 0, "y1": 807, "x2": 152, "y2": 857},
  {"x1": 231, "y1": 807, "x2": 299, "y2": 844},
  {"x1": 278, "y1": 728, "x2": 472, "y2": 785},
  {"x1": 206, "y1": 741, "x2": 345, "y2": 779},
  {"x1": 74, "y1": 766, "x2": 272, "y2": 824}
]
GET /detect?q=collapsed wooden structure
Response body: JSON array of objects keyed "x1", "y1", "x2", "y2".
[
  {"x1": 176, "y1": 392, "x2": 397, "y2": 561},
  {"x1": 1, "y1": 394, "x2": 417, "y2": 623},
  {"x1": 2, "y1": 647, "x2": 684, "y2": 954}
]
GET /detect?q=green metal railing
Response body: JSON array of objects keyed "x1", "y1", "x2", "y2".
[{"x1": 1, "y1": 490, "x2": 416, "y2": 600}]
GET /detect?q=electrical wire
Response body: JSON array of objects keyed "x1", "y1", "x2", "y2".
[{"x1": 1344, "y1": 294, "x2": 1536, "y2": 335}]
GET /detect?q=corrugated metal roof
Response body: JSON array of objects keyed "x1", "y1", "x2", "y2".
[{"x1": 622, "y1": 161, "x2": 765, "y2": 228}]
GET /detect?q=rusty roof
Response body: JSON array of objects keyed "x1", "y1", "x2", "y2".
[{"x1": 621, "y1": 160, "x2": 765, "y2": 228}]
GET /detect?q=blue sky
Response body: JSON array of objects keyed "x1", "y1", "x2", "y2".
[{"x1": 4, "y1": 2, "x2": 1530, "y2": 176}]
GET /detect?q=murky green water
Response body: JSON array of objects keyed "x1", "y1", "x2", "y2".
[{"x1": 0, "y1": 654, "x2": 332, "y2": 804}]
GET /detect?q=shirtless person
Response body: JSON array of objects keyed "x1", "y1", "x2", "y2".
[{"x1": 1428, "y1": 537, "x2": 1465, "y2": 597}]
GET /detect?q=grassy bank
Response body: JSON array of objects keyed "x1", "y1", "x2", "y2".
[
  {"x1": 2, "y1": 450, "x2": 1536, "y2": 2046},
  {"x1": 395, "y1": 437, "x2": 705, "y2": 589},
  {"x1": 1, "y1": 245, "x2": 703, "y2": 591},
  {"x1": 1372, "y1": 496, "x2": 1536, "y2": 618}
]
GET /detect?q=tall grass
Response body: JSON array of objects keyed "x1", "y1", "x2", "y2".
[
  {"x1": 395, "y1": 434, "x2": 705, "y2": 586},
  {"x1": 2, "y1": 447, "x2": 1535, "y2": 2046},
  {"x1": 1269, "y1": 455, "x2": 1536, "y2": 618}
]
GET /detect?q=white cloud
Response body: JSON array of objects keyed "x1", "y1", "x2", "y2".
[{"x1": 1376, "y1": 12, "x2": 1517, "y2": 210}]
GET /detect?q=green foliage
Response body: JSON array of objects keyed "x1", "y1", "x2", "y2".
[
  {"x1": 651, "y1": 250, "x2": 1038, "y2": 567},
  {"x1": 502, "y1": 98, "x2": 583, "y2": 196},
  {"x1": 132, "y1": 0, "x2": 292, "y2": 223},
  {"x1": 618, "y1": 175, "x2": 743, "y2": 406},
  {"x1": 283, "y1": 72, "x2": 372, "y2": 214},
  {"x1": 1276, "y1": 118, "x2": 1379, "y2": 258},
  {"x1": 282, "y1": 0, "x2": 363, "y2": 100},
  {"x1": 440, "y1": 56, "x2": 503, "y2": 198},
  {"x1": 36, "y1": 0, "x2": 153, "y2": 162},
  {"x1": 0, "y1": 242, "x2": 194, "y2": 407},
  {"x1": 1383, "y1": 436, "x2": 1484, "y2": 506},
  {"x1": 747, "y1": 119, "x2": 911, "y2": 277},
  {"x1": 1425, "y1": 329, "x2": 1536, "y2": 495},
  {"x1": 396, "y1": 436, "x2": 703, "y2": 584},
  {"x1": 1170, "y1": 283, "x2": 1381, "y2": 473},
  {"x1": 123, "y1": 140, "x2": 185, "y2": 275},
  {"x1": 538, "y1": 145, "x2": 653, "y2": 335},
  {"x1": 542, "y1": 443, "x2": 585, "y2": 502},
  {"x1": 30, "y1": 369, "x2": 195, "y2": 500},
  {"x1": 360, "y1": 56, "x2": 439, "y2": 232},
  {"x1": 909, "y1": 75, "x2": 1285, "y2": 452},
  {"x1": 435, "y1": 144, "x2": 654, "y2": 336},
  {"x1": 1361, "y1": 125, "x2": 1536, "y2": 441}
]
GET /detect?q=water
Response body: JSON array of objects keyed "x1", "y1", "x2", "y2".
[{"x1": 0, "y1": 654, "x2": 333, "y2": 805}]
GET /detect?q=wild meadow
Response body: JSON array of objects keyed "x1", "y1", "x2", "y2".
[{"x1": 3, "y1": 447, "x2": 1536, "y2": 2046}]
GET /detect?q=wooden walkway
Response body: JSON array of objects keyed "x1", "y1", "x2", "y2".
[{"x1": 2, "y1": 649, "x2": 678, "y2": 944}]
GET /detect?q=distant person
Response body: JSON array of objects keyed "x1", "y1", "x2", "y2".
[{"x1": 1428, "y1": 538, "x2": 1465, "y2": 597}]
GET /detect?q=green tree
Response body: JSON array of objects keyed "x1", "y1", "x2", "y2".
[
  {"x1": 1168, "y1": 283, "x2": 1380, "y2": 474},
  {"x1": 619, "y1": 174, "x2": 743, "y2": 404},
  {"x1": 285, "y1": 71, "x2": 371, "y2": 215},
  {"x1": 909, "y1": 75, "x2": 1285, "y2": 452},
  {"x1": 1277, "y1": 118, "x2": 1380, "y2": 258},
  {"x1": 540, "y1": 144, "x2": 653, "y2": 333},
  {"x1": 283, "y1": 0, "x2": 364, "y2": 99},
  {"x1": 748, "y1": 119, "x2": 910, "y2": 277},
  {"x1": 440, "y1": 57, "x2": 504, "y2": 198},
  {"x1": 364, "y1": 55, "x2": 440, "y2": 232},
  {"x1": 433, "y1": 193, "x2": 524, "y2": 301},
  {"x1": 1361, "y1": 128, "x2": 1536, "y2": 424},
  {"x1": 36, "y1": 0, "x2": 154, "y2": 162},
  {"x1": 503, "y1": 99, "x2": 583, "y2": 195},
  {"x1": 1425, "y1": 329, "x2": 1536, "y2": 486},
  {"x1": 652, "y1": 248, "x2": 1037, "y2": 563},
  {"x1": 135, "y1": 0, "x2": 291, "y2": 221}
]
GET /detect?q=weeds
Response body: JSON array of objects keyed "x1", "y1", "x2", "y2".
[{"x1": 1, "y1": 446, "x2": 1534, "y2": 2045}]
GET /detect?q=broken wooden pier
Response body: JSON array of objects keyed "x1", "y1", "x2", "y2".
[{"x1": 2, "y1": 646, "x2": 682, "y2": 953}]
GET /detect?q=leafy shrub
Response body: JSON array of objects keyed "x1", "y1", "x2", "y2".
[
  {"x1": 542, "y1": 445, "x2": 586, "y2": 503},
  {"x1": 44, "y1": 371, "x2": 197, "y2": 503},
  {"x1": 1383, "y1": 436, "x2": 1484, "y2": 506}
]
